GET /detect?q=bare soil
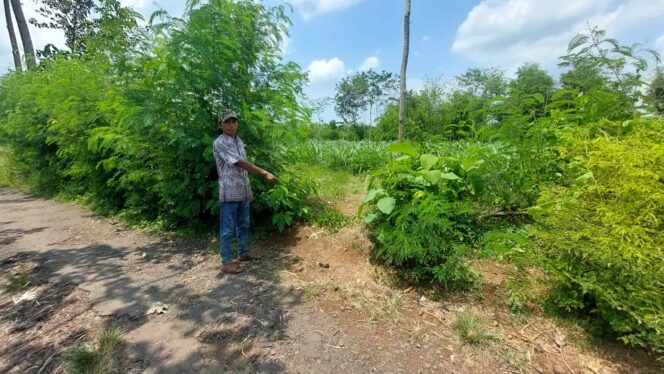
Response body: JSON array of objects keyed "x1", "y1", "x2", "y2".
[{"x1": 1, "y1": 188, "x2": 661, "y2": 373}]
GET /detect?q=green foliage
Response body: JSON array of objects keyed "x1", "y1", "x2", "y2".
[
  {"x1": 2, "y1": 273, "x2": 29, "y2": 293},
  {"x1": 647, "y1": 67, "x2": 664, "y2": 114},
  {"x1": 361, "y1": 144, "x2": 479, "y2": 290},
  {"x1": 66, "y1": 328, "x2": 123, "y2": 374},
  {"x1": 334, "y1": 69, "x2": 397, "y2": 126},
  {"x1": 360, "y1": 138, "x2": 553, "y2": 290},
  {"x1": 0, "y1": 0, "x2": 312, "y2": 232},
  {"x1": 256, "y1": 174, "x2": 314, "y2": 232},
  {"x1": 308, "y1": 203, "x2": 350, "y2": 232},
  {"x1": 281, "y1": 139, "x2": 390, "y2": 174},
  {"x1": 531, "y1": 118, "x2": 664, "y2": 354},
  {"x1": 453, "y1": 310, "x2": 496, "y2": 345}
]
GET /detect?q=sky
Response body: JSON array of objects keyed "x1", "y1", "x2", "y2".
[{"x1": 2, "y1": 0, "x2": 664, "y2": 121}]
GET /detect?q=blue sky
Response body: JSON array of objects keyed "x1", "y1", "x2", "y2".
[{"x1": 2, "y1": 0, "x2": 664, "y2": 121}]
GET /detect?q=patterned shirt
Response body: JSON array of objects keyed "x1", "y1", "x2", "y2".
[{"x1": 213, "y1": 134, "x2": 253, "y2": 202}]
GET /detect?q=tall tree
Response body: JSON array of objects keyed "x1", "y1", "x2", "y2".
[
  {"x1": 648, "y1": 67, "x2": 664, "y2": 115},
  {"x1": 10, "y1": 0, "x2": 35, "y2": 68},
  {"x1": 3, "y1": 0, "x2": 22, "y2": 70},
  {"x1": 364, "y1": 69, "x2": 397, "y2": 127},
  {"x1": 456, "y1": 67, "x2": 507, "y2": 99},
  {"x1": 30, "y1": 0, "x2": 95, "y2": 54},
  {"x1": 398, "y1": 0, "x2": 410, "y2": 141},
  {"x1": 334, "y1": 72, "x2": 369, "y2": 125},
  {"x1": 509, "y1": 63, "x2": 555, "y2": 118}
]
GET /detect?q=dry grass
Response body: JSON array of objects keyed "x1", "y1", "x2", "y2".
[{"x1": 453, "y1": 310, "x2": 497, "y2": 345}]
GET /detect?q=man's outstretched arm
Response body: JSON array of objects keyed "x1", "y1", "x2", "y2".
[{"x1": 235, "y1": 160, "x2": 277, "y2": 183}]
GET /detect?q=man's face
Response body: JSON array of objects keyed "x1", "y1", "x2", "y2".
[{"x1": 220, "y1": 117, "x2": 238, "y2": 137}]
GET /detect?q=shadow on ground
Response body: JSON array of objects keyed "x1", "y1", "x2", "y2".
[{"x1": 0, "y1": 228, "x2": 303, "y2": 373}]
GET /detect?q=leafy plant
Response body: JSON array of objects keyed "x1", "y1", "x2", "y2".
[
  {"x1": 0, "y1": 0, "x2": 313, "y2": 232},
  {"x1": 531, "y1": 118, "x2": 664, "y2": 354}
]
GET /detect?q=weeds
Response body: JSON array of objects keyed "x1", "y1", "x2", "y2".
[
  {"x1": 66, "y1": 328, "x2": 123, "y2": 374},
  {"x1": 308, "y1": 203, "x2": 350, "y2": 232},
  {"x1": 453, "y1": 310, "x2": 496, "y2": 345},
  {"x1": 2, "y1": 273, "x2": 29, "y2": 293}
]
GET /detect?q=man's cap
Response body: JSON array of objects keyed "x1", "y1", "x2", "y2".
[{"x1": 218, "y1": 110, "x2": 238, "y2": 123}]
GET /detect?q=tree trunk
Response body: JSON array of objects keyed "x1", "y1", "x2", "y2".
[
  {"x1": 9, "y1": 0, "x2": 35, "y2": 69},
  {"x1": 398, "y1": 0, "x2": 411, "y2": 141},
  {"x1": 3, "y1": 0, "x2": 22, "y2": 71}
]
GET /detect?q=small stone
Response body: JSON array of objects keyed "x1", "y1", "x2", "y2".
[
  {"x1": 553, "y1": 364, "x2": 567, "y2": 374},
  {"x1": 533, "y1": 363, "x2": 545, "y2": 374},
  {"x1": 535, "y1": 344, "x2": 544, "y2": 353},
  {"x1": 318, "y1": 262, "x2": 330, "y2": 269},
  {"x1": 419, "y1": 295, "x2": 427, "y2": 302},
  {"x1": 493, "y1": 320, "x2": 498, "y2": 327}
]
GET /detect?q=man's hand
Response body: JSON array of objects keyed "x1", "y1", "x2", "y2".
[{"x1": 264, "y1": 171, "x2": 277, "y2": 184}]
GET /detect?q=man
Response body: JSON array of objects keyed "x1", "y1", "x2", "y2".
[{"x1": 213, "y1": 110, "x2": 276, "y2": 274}]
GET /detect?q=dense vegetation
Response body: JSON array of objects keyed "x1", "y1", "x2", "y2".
[
  {"x1": 359, "y1": 27, "x2": 663, "y2": 354},
  {"x1": 0, "y1": 0, "x2": 311, "y2": 231},
  {"x1": 1, "y1": 2, "x2": 662, "y2": 356}
]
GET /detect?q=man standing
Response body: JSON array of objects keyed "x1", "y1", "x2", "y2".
[{"x1": 213, "y1": 110, "x2": 276, "y2": 274}]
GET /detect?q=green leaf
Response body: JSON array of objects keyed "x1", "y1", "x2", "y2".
[
  {"x1": 440, "y1": 172, "x2": 460, "y2": 180},
  {"x1": 362, "y1": 188, "x2": 385, "y2": 204},
  {"x1": 420, "y1": 154, "x2": 438, "y2": 170},
  {"x1": 387, "y1": 142, "x2": 417, "y2": 156},
  {"x1": 421, "y1": 170, "x2": 441, "y2": 183},
  {"x1": 364, "y1": 213, "x2": 380, "y2": 224},
  {"x1": 575, "y1": 172, "x2": 594, "y2": 185},
  {"x1": 376, "y1": 197, "x2": 396, "y2": 214}
]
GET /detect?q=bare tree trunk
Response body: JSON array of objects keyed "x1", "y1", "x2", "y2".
[
  {"x1": 398, "y1": 0, "x2": 411, "y2": 141},
  {"x1": 3, "y1": 0, "x2": 22, "y2": 71},
  {"x1": 9, "y1": 0, "x2": 35, "y2": 69}
]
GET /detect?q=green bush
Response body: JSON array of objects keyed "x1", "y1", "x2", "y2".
[
  {"x1": 361, "y1": 142, "x2": 480, "y2": 290},
  {"x1": 360, "y1": 138, "x2": 552, "y2": 291},
  {"x1": 530, "y1": 118, "x2": 664, "y2": 354},
  {"x1": 0, "y1": 0, "x2": 313, "y2": 231}
]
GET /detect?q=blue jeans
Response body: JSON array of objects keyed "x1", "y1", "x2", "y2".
[{"x1": 219, "y1": 201, "x2": 250, "y2": 264}]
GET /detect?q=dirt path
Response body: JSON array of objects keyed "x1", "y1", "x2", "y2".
[{"x1": 1, "y1": 188, "x2": 661, "y2": 373}]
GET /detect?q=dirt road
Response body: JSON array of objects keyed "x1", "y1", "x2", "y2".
[{"x1": 1, "y1": 188, "x2": 660, "y2": 373}]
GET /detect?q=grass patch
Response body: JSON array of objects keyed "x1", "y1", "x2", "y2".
[
  {"x1": 453, "y1": 310, "x2": 496, "y2": 345},
  {"x1": 2, "y1": 273, "x2": 29, "y2": 293},
  {"x1": 291, "y1": 164, "x2": 365, "y2": 201},
  {"x1": 308, "y1": 203, "x2": 350, "y2": 232},
  {"x1": 66, "y1": 328, "x2": 123, "y2": 374}
]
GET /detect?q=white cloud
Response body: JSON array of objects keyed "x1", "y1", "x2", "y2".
[
  {"x1": 307, "y1": 57, "x2": 346, "y2": 83},
  {"x1": 422, "y1": 35, "x2": 431, "y2": 41},
  {"x1": 289, "y1": 0, "x2": 363, "y2": 20},
  {"x1": 359, "y1": 56, "x2": 379, "y2": 71},
  {"x1": 452, "y1": 0, "x2": 664, "y2": 69}
]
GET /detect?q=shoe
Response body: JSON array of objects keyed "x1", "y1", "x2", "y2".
[
  {"x1": 222, "y1": 262, "x2": 244, "y2": 274},
  {"x1": 238, "y1": 255, "x2": 261, "y2": 262}
]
